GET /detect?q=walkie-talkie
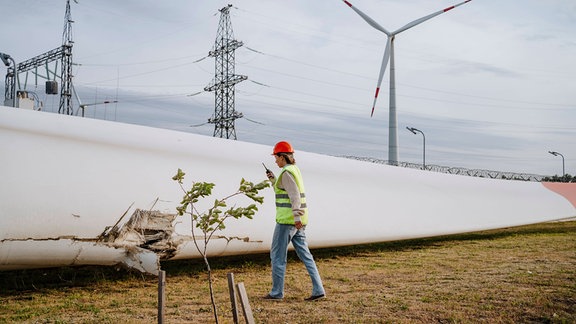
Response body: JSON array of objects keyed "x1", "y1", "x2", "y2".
[
  {"x1": 262, "y1": 162, "x2": 271, "y2": 173},
  {"x1": 262, "y1": 162, "x2": 274, "y2": 180}
]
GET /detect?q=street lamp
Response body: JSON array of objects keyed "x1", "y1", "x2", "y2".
[
  {"x1": 0, "y1": 52, "x2": 17, "y2": 107},
  {"x1": 548, "y1": 151, "x2": 565, "y2": 176},
  {"x1": 406, "y1": 126, "x2": 426, "y2": 170}
]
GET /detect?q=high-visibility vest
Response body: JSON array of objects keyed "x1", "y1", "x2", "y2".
[{"x1": 274, "y1": 164, "x2": 308, "y2": 225}]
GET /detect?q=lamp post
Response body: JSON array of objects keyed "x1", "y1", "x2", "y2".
[
  {"x1": 0, "y1": 52, "x2": 17, "y2": 108},
  {"x1": 548, "y1": 151, "x2": 565, "y2": 176},
  {"x1": 406, "y1": 126, "x2": 426, "y2": 170}
]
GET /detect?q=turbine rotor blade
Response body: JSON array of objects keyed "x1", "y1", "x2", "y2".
[
  {"x1": 342, "y1": 0, "x2": 391, "y2": 35},
  {"x1": 371, "y1": 37, "x2": 392, "y2": 117},
  {"x1": 394, "y1": 0, "x2": 472, "y2": 35}
]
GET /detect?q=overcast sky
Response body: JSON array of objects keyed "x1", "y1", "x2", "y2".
[{"x1": 1, "y1": 0, "x2": 574, "y2": 176}]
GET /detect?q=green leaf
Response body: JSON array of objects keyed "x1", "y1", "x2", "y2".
[{"x1": 172, "y1": 168, "x2": 186, "y2": 183}]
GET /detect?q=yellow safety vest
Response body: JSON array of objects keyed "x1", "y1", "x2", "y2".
[{"x1": 274, "y1": 164, "x2": 308, "y2": 225}]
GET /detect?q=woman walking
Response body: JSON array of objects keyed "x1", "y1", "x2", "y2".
[{"x1": 263, "y1": 141, "x2": 325, "y2": 301}]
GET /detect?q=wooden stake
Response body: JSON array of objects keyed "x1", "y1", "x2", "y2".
[
  {"x1": 236, "y1": 282, "x2": 255, "y2": 324},
  {"x1": 227, "y1": 272, "x2": 240, "y2": 324},
  {"x1": 158, "y1": 270, "x2": 166, "y2": 324}
]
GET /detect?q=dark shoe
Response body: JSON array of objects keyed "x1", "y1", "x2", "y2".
[
  {"x1": 304, "y1": 294, "x2": 325, "y2": 301},
  {"x1": 262, "y1": 294, "x2": 283, "y2": 300}
]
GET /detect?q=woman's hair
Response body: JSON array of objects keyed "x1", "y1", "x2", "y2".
[{"x1": 278, "y1": 153, "x2": 296, "y2": 164}]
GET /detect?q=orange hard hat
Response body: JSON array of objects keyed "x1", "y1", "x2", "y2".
[{"x1": 272, "y1": 141, "x2": 294, "y2": 155}]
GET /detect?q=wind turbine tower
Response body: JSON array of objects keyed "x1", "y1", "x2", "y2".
[
  {"x1": 342, "y1": 0, "x2": 472, "y2": 165},
  {"x1": 204, "y1": 4, "x2": 247, "y2": 140}
]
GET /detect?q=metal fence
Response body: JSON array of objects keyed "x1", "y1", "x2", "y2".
[{"x1": 341, "y1": 156, "x2": 546, "y2": 182}]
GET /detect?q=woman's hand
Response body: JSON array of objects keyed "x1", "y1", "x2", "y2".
[
  {"x1": 266, "y1": 170, "x2": 275, "y2": 181},
  {"x1": 295, "y1": 220, "x2": 303, "y2": 230}
]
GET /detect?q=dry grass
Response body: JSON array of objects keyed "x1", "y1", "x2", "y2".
[{"x1": 1, "y1": 221, "x2": 575, "y2": 323}]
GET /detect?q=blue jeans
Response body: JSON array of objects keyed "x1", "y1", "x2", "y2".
[{"x1": 269, "y1": 223, "x2": 325, "y2": 298}]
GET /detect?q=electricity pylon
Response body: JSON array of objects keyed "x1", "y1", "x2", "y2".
[
  {"x1": 204, "y1": 4, "x2": 247, "y2": 140},
  {"x1": 58, "y1": 0, "x2": 75, "y2": 115},
  {"x1": 2, "y1": 0, "x2": 76, "y2": 113}
]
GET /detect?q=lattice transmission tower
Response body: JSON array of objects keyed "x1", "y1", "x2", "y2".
[
  {"x1": 204, "y1": 4, "x2": 247, "y2": 140},
  {"x1": 59, "y1": 0, "x2": 75, "y2": 115},
  {"x1": 2, "y1": 0, "x2": 76, "y2": 114}
]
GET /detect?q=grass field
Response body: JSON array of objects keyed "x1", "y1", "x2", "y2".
[{"x1": 1, "y1": 221, "x2": 575, "y2": 323}]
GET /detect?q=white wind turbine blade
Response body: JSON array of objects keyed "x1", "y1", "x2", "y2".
[
  {"x1": 393, "y1": 0, "x2": 472, "y2": 35},
  {"x1": 342, "y1": 0, "x2": 391, "y2": 35},
  {"x1": 371, "y1": 37, "x2": 391, "y2": 117}
]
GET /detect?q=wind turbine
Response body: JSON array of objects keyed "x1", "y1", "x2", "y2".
[{"x1": 342, "y1": 0, "x2": 472, "y2": 165}]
